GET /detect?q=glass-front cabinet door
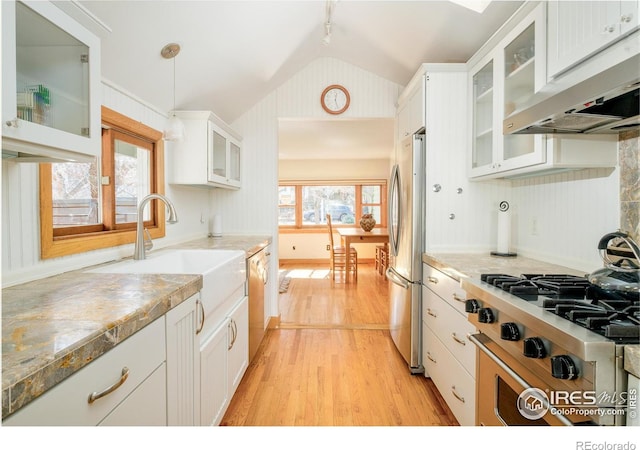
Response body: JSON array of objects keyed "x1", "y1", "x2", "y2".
[
  {"x1": 470, "y1": 59, "x2": 496, "y2": 177},
  {"x1": 1, "y1": 0, "x2": 101, "y2": 160},
  {"x1": 209, "y1": 126, "x2": 228, "y2": 184},
  {"x1": 500, "y1": 3, "x2": 546, "y2": 173},
  {"x1": 469, "y1": 3, "x2": 546, "y2": 179},
  {"x1": 228, "y1": 140, "x2": 241, "y2": 187}
]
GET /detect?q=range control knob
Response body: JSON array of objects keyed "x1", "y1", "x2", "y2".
[
  {"x1": 551, "y1": 355, "x2": 579, "y2": 380},
  {"x1": 478, "y1": 308, "x2": 495, "y2": 323},
  {"x1": 465, "y1": 299, "x2": 480, "y2": 313},
  {"x1": 523, "y1": 337, "x2": 547, "y2": 358},
  {"x1": 500, "y1": 322, "x2": 520, "y2": 341}
]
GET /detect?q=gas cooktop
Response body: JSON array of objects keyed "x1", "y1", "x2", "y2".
[{"x1": 480, "y1": 273, "x2": 640, "y2": 344}]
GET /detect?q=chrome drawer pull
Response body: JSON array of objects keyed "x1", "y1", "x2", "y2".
[
  {"x1": 196, "y1": 299, "x2": 205, "y2": 335},
  {"x1": 451, "y1": 333, "x2": 466, "y2": 346},
  {"x1": 451, "y1": 386, "x2": 465, "y2": 403},
  {"x1": 452, "y1": 293, "x2": 465, "y2": 303},
  {"x1": 427, "y1": 308, "x2": 437, "y2": 318},
  {"x1": 427, "y1": 276, "x2": 438, "y2": 284},
  {"x1": 426, "y1": 352, "x2": 437, "y2": 363},
  {"x1": 88, "y1": 367, "x2": 130, "y2": 404}
]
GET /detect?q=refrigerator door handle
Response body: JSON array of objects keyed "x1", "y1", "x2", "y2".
[
  {"x1": 386, "y1": 267, "x2": 410, "y2": 290},
  {"x1": 388, "y1": 164, "x2": 401, "y2": 257}
]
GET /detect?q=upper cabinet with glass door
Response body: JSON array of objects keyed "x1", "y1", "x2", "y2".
[
  {"x1": 469, "y1": 3, "x2": 546, "y2": 179},
  {"x1": 1, "y1": 0, "x2": 101, "y2": 162},
  {"x1": 169, "y1": 111, "x2": 242, "y2": 189}
]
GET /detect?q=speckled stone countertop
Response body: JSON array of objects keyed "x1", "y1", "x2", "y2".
[
  {"x1": 2, "y1": 234, "x2": 271, "y2": 419},
  {"x1": 422, "y1": 252, "x2": 640, "y2": 381}
]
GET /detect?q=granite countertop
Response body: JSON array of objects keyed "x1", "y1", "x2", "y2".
[
  {"x1": 422, "y1": 252, "x2": 640, "y2": 380},
  {"x1": 1, "y1": 234, "x2": 271, "y2": 419}
]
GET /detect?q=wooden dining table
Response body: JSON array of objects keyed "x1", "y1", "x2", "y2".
[{"x1": 337, "y1": 227, "x2": 389, "y2": 282}]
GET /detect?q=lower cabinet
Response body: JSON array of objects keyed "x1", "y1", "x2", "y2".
[
  {"x1": 3, "y1": 317, "x2": 167, "y2": 426},
  {"x1": 422, "y1": 263, "x2": 477, "y2": 426},
  {"x1": 165, "y1": 293, "x2": 201, "y2": 426},
  {"x1": 200, "y1": 295, "x2": 249, "y2": 426}
]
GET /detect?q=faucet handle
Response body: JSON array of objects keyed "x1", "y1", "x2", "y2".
[{"x1": 143, "y1": 228, "x2": 153, "y2": 251}]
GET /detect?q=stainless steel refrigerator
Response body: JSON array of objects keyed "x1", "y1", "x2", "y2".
[{"x1": 386, "y1": 131, "x2": 425, "y2": 374}]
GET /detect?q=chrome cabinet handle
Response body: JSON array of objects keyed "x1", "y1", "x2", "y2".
[
  {"x1": 452, "y1": 293, "x2": 465, "y2": 303},
  {"x1": 427, "y1": 276, "x2": 438, "y2": 284},
  {"x1": 195, "y1": 299, "x2": 205, "y2": 335},
  {"x1": 88, "y1": 367, "x2": 129, "y2": 404},
  {"x1": 5, "y1": 118, "x2": 18, "y2": 128},
  {"x1": 621, "y1": 14, "x2": 633, "y2": 23},
  {"x1": 451, "y1": 386, "x2": 465, "y2": 403},
  {"x1": 427, "y1": 308, "x2": 437, "y2": 318},
  {"x1": 228, "y1": 319, "x2": 237, "y2": 350},
  {"x1": 603, "y1": 24, "x2": 616, "y2": 33},
  {"x1": 426, "y1": 352, "x2": 437, "y2": 363},
  {"x1": 451, "y1": 332, "x2": 466, "y2": 346}
]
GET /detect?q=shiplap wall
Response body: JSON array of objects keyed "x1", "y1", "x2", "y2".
[
  {"x1": 511, "y1": 168, "x2": 619, "y2": 272},
  {"x1": 1, "y1": 81, "x2": 211, "y2": 287},
  {"x1": 214, "y1": 57, "x2": 402, "y2": 316}
]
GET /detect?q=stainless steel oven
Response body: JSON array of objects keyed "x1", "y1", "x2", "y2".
[{"x1": 462, "y1": 274, "x2": 633, "y2": 427}]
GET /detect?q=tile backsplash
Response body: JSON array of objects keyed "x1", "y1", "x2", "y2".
[{"x1": 619, "y1": 130, "x2": 639, "y2": 242}]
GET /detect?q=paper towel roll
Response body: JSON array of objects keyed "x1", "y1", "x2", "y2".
[
  {"x1": 496, "y1": 209, "x2": 511, "y2": 254},
  {"x1": 212, "y1": 214, "x2": 222, "y2": 237}
]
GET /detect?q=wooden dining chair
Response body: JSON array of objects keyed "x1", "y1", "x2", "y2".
[{"x1": 326, "y1": 214, "x2": 358, "y2": 281}]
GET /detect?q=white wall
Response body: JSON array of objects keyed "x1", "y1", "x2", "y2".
[
  {"x1": 511, "y1": 167, "x2": 619, "y2": 272},
  {"x1": 1, "y1": 81, "x2": 211, "y2": 287}
]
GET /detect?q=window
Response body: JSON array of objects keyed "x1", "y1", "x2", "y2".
[
  {"x1": 278, "y1": 182, "x2": 386, "y2": 229},
  {"x1": 39, "y1": 106, "x2": 166, "y2": 259}
]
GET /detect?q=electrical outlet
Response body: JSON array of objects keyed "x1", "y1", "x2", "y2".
[{"x1": 326, "y1": 245, "x2": 330, "y2": 251}]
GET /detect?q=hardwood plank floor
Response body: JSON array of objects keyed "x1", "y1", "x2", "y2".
[{"x1": 221, "y1": 262, "x2": 458, "y2": 426}]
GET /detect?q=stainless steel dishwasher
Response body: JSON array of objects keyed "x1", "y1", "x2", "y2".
[{"x1": 247, "y1": 245, "x2": 269, "y2": 363}]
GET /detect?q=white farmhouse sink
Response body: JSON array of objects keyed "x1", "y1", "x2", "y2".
[{"x1": 88, "y1": 249, "x2": 247, "y2": 327}]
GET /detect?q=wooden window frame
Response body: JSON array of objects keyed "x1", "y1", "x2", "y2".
[
  {"x1": 39, "y1": 106, "x2": 166, "y2": 259},
  {"x1": 278, "y1": 181, "x2": 387, "y2": 232}
]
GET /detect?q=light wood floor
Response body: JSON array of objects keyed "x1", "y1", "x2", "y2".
[{"x1": 220, "y1": 262, "x2": 458, "y2": 426}]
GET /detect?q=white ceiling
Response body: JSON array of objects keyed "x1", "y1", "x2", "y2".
[{"x1": 72, "y1": 0, "x2": 523, "y2": 159}]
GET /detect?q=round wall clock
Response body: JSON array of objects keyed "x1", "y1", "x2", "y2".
[{"x1": 321, "y1": 84, "x2": 350, "y2": 115}]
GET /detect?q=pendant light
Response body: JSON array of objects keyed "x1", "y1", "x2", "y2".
[{"x1": 161, "y1": 43, "x2": 185, "y2": 141}]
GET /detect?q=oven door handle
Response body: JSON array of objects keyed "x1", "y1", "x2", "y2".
[{"x1": 467, "y1": 333, "x2": 574, "y2": 427}]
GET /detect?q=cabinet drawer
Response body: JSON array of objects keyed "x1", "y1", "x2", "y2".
[
  {"x1": 422, "y1": 264, "x2": 467, "y2": 314},
  {"x1": 4, "y1": 318, "x2": 166, "y2": 426},
  {"x1": 422, "y1": 324, "x2": 476, "y2": 426},
  {"x1": 422, "y1": 286, "x2": 477, "y2": 375}
]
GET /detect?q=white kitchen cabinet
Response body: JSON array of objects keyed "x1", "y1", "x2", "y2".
[
  {"x1": 547, "y1": 1, "x2": 639, "y2": 79},
  {"x1": 470, "y1": 3, "x2": 547, "y2": 179},
  {"x1": 227, "y1": 295, "x2": 249, "y2": 397},
  {"x1": 200, "y1": 315, "x2": 230, "y2": 426},
  {"x1": 200, "y1": 295, "x2": 249, "y2": 426},
  {"x1": 168, "y1": 110, "x2": 242, "y2": 189},
  {"x1": 165, "y1": 293, "x2": 202, "y2": 426},
  {"x1": 3, "y1": 318, "x2": 167, "y2": 426},
  {"x1": 396, "y1": 75, "x2": 425, "y2": 140},
  {"x1": 422, "y1": 263, "x2": 476, "y2": 426},
  {"x1": 1, "y1": 0, "x2": 101, "y2": 162}
]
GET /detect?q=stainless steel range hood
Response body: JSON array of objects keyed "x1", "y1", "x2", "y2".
[{"x1": 504, "y1": 54, "x2": 640, "y2": 135}]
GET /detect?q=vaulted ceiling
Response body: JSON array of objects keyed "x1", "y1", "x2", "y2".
[{"x1": 75, "y1": 0, "x2": 524, "y2": 124}]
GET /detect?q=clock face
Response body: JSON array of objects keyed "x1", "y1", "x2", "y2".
[{"x1": 321, "y1": 85, "x2": 350, "y2": 114}]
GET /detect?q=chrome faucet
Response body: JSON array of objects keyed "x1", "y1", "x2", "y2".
[{"x1": 134, "y1": 193, "x2": 179, "y2": 260}]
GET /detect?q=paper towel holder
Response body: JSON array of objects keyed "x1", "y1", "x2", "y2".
[{"x1": 491, "y1": 201, "x2": 517, "y2": 257}]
